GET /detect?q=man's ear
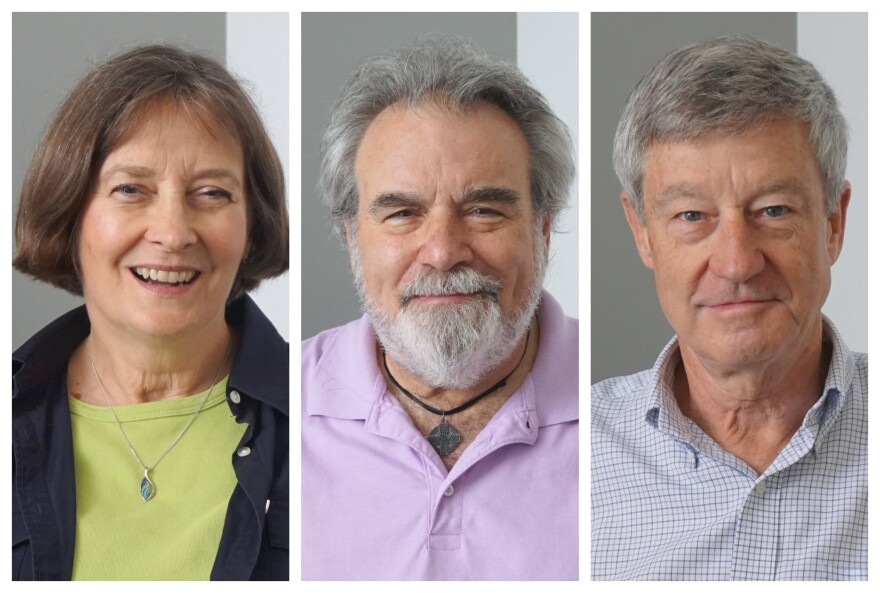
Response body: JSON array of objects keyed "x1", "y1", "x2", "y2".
[
  {"x1": 621, "y1": 192, "x2": 654, "y2": 269},
  {"x1": 541, "y1": 213, "x2": 552, "y2": 254},
  {"x1": 343, "y1": 221, "x2": 356, "y2": 272},
  {"x1": 827, "y1": 182, "x2": 850, "y2": 264}
]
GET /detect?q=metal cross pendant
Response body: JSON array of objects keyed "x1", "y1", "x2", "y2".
[{"x1": 427, "y1": 415, "x2": 461, "y2": 456}]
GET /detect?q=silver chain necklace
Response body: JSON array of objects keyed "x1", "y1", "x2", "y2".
[{"x1": 87, "y1": 342, "x2": 231, "y2": 502}]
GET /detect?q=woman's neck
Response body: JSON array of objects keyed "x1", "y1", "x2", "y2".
[{"x1": 69, "y1": 320, "x2": 235, "y2": 405}]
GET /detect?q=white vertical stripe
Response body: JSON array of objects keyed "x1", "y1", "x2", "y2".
[
  {"x1": 797, "y1": 13, "x2": 868, "y2": 354},
  {"x1": 516, "y1": 13, "x2": 579, "y2": 319},
  {"x1": 226, "y1": 13, "x2": 290, "y2": 339}
]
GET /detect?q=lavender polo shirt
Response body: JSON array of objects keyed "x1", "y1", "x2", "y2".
[{"x1": 302, "y1": 291, "x2": 578, "y2": 580}]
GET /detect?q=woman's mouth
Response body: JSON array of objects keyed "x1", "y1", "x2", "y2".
[{"x1": 131, "y1": 267, "x2": 199, "y2": 286}]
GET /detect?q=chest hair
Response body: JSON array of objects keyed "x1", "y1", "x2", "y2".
[{"x1": 393, "y1": 388, "x2": 512, "y2": 470}]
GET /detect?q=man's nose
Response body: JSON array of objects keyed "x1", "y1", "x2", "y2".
[
  {"x1": 143, "y1": 193, "x2": 198, "y2": 251},
  {"x1": 416, "y1": 214, "x2": 473, "y2": 271},
  {"x1": 708, "y1": 214, "x2": 765, "y2": 283}
]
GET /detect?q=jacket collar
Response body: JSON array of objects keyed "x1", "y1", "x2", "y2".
[
  {"x1": 13, "y1": 306, "x2": 89, "y2": 399},
  {"x1": 226, "y1": 295, "x2": 289, "y2": 416},
  {"x1": 13, "y1": 295, "x2": 288, "y2": 416}
]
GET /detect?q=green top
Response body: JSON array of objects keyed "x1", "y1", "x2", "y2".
[{"x1": 69, "y1": 378, "x2": 247, "y2": 580}]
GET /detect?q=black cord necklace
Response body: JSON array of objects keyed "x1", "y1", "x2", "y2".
[{"x1": 382, "y1": 330, "x2": 531, "y2": 457}]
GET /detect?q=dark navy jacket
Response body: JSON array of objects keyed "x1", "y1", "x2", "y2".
[{"x1": 12, "y1": 295, "x2": 289, "y2": 580}]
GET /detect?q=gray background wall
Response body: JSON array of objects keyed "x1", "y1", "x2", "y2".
[
  {"x1": 302, "y1": 12, "x2": 578, "y2": 340},
  {"x1": 12, "y1": 13, "x2": 289, "y2": 349},
  {"x1": 591, "y1": 12, "x2": 868, "y2": 382}
]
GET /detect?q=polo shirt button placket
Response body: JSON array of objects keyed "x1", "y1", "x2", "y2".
[{"x1": 429, "y1": 481, "x2": 463, "y2": 551}]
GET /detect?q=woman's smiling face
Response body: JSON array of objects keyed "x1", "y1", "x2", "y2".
[{"x1": 78, "y1": 101, "x2": 248, "y2": 341}]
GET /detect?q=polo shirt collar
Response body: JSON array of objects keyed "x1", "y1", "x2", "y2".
[{"x1": 308, "y1": 290, "x2": 578, "y2": 427}]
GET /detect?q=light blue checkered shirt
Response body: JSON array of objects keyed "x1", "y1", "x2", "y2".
[{"x1": 591, "y1": 317, "x2": 867, "y2": 580}]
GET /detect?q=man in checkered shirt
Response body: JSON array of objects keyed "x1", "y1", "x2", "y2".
[{"x1": 592, "y1": 36, "x2": 867, "y2": 580}]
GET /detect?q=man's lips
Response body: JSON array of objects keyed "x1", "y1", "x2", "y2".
[
  {"x1": 703, "y1": 299, "x2": 774, "y2": 310},
  {"x1": 408, "y1": 293, "x2": 479, "y2": 305},
  {"x1": 403, "y1": 291, "x2": 495, "y2": 306}
]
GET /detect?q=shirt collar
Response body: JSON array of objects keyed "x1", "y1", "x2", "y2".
[
  {"x1": 307, "y1": 290, "x2": 579, "y2": 426},
  {"x1": 643, "y1": 314, "x2": 857, "y2": 440}
]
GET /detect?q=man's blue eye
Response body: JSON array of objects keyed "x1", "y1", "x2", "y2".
[
  {"x1": 764, "y1": 206, "x2": 789, "y2": 217},
  {"x1": 680, "y1": 211, "x2": 702, "y2": 222}
]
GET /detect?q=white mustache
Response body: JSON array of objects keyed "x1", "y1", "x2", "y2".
[{"x1": 400, "y1": 268, "x2": 501, "y2": 305}]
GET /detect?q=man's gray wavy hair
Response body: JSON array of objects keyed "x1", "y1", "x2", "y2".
[
  {"x1": 613, "y1": 36, "x2": 848, "y2": 221},
  {"x1": 319, "y1": 37, "x2": 575, "y2": 238}
]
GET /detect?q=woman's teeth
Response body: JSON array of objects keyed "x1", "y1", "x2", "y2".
[{"x1": 133, "y1": 268, "x2": 196, "y2": 285}]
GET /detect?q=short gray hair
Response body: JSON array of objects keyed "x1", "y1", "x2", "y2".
[
  {"x1": 319, "y1": 37, "x2": 575, "y2": 237},
  {"x1": 613, "y1": 36, "x2": 848, "y2": 220}
]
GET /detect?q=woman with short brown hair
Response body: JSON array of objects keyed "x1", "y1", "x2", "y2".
[{"x1": 12, "y1": 45, "x2": 288, "y2": 580}]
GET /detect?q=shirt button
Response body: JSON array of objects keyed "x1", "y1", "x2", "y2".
[
  {"x1": 755, "y1": 481, "x2": 766, "y2": 495},
  {"x1": 444, "y1": 485, "x2": 455, "y2": 497},
  {"x1": 229, "y1": 390, "x2": 241, "y2": 404},
  {"x1": 237, "y1": 446, "x2": 251, "y2": 457},
  {"x1": 815, "y1": 439, "x2": 822, "y2": 453}
]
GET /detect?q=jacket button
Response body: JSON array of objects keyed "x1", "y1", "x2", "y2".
[
  {"x1": 237, "y1": 446, "x2": 251, "y2": 457},
  {"x1": 229, "y1": 390, "x2": 241, "y2": 404}
]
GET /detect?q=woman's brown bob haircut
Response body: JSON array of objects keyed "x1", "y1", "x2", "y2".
[{"x1": 14, "y1": 44, "x2": 288, "y2": 300}]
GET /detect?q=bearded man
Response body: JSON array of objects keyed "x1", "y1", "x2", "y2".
[{"x1": 301, "y1": 38, "x2": 578, "y2": 580}]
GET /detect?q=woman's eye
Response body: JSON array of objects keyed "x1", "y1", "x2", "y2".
[
  {"x1": 199, "y1": 188, "x2": 233, "y2": 200},
  {"x1": 111, "y1": 183, "x2": 142, "y2": 197},
  {"x1": 678, "y1": 211, "x2": 703, "y2": 222},
  {"x1": 763, "y1": 205, "x2": 789, "y2": 218}
]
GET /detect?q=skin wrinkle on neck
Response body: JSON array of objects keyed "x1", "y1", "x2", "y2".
[
  {"x1": 68, "y1": 322, "x2": 236, "y2": 405},
  {"x1": 674, "y1": 320, "x2": 830, "y2": 474}
]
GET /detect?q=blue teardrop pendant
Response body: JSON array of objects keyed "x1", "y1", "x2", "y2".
[{"x1": 140, "y1": 469, "x2": 155, "y2": 502}]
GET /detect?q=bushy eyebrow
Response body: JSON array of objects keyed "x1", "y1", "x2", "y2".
[
  {"x1": 368, "y1": 191, "x2": 420, "y2": 215},
  {"x1": 459, "y1": 186, "x2": 521, "y2": 205},
  {"x1": 653, "y1": 184, "x2": 706, "y2": 207},
  {"x1": 751, "y1": 177, "x2": 813, "y2": 199},
  {"x1": 368, "y1": 186, "x2": 521, "y2": 215}
]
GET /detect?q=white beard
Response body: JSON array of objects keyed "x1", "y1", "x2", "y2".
[{"x1": 350, "y1": 230, "x2": 546, "y2": 390}]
